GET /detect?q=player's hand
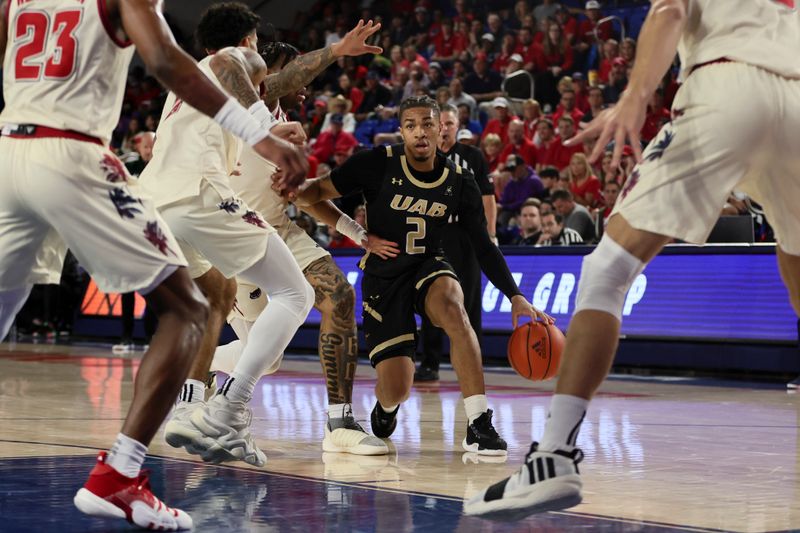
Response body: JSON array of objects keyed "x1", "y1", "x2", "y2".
[
  {"x1": 270, "y1": 121, "x2": 307, "y2": 147},
  {"x1": 332, "y1": 20, "x2": 383, "y2": 58},
  {"x1": 362, "y1": 233, "x2": 400, "y2": 259},
  {"x1": 255, "y1": 135, "x2": 308, "y2": 195},
  {"x1": 566, "y1": 90, "x2": 647, "y2": 168},
  {"x1": 510, "y1": 295, "x2": 554, "y2": 329}
]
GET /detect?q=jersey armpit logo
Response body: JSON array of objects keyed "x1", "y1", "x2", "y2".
[
  {"x1": 392, "y1": 178, "x2": 403, "y2": 186},
  {"x1": 100, "y1": 154, "x2": 127, "y2": 183}
]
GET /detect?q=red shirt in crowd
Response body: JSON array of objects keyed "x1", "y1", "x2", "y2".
[
  {"x1": 552, "y1": 107, "x2": 585, "y2": 128},
  {"x1": 312, "y1": 130, "x2": 358, "y2": 163},
  {"x1": 570, "y1": 175, "x2": 603, "y2": 208},
  {"x1": 641, "y1": 106, "x2": 671, "y2": 143},
  {"x1": 533, "y1": 43, "x2": 573, "y2": 73},
  {"x1": 541, "y1": 137, "x2": 584, "y2": 171},
  {"x1": 578, "y1": 19, "x2": 613, "y2": 43},
  {"x1": 328, "y1": 235, "x2": 359, "y2": 249},
  {"x1": 481, "y1": 114, "x2": 519, "y2": 145},
  {"x1": 499, "y1": 138, "x2": 538, "y2": 167}
]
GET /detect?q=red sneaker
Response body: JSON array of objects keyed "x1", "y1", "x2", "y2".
[{"x1": 74, "y1": 452, "x2": 193, "y2": 530}]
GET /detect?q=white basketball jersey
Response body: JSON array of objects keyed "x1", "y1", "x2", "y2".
[
  {"x1": 229, "y1": 103, "x2": 290, "y2": 227},
  {"x1": 140, "y1": 56, "x2": 243, "y2": 207},
  {"x1": 1, "y1": 0, "x2": 135, "y2": 144},
  {"x1": 678, "y1": 0, "x2": 800, "y2": 80}
]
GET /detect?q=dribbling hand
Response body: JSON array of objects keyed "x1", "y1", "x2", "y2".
[{"x1": 510, "y1": 295, "x2": 554, "y2": 329}]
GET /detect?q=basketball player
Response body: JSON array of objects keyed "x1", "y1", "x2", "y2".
[
  {"x1": 208, "y1": 39, "x2": 397, "y2": 457},
  {"x1": 0, "y1": 0, "x2": 306, "y2": 529},
  {"x1": 465, "y1": 0, "x2": 800, "y2": 519},
  {"x1": 293, "y1": 96, "x2": 552, "y2": 455},
  {"x1": 416, "y1": 104, "x2": 497, "y2": 382}
]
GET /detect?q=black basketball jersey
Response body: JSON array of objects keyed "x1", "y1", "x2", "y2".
[{"x1": 331, "y1": 143, "x2": 483, "y2": 278}]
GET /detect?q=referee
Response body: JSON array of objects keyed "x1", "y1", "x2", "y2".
[{"x1": 416, "y1": 104, "x2": 497, "y2": 381}]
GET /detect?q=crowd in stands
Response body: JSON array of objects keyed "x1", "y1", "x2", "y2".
[{"x1": 106, "y1": 0, "x2": 774, "y2": 250}]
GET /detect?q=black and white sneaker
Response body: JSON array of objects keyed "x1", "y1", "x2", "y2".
[
  {"x1": 323, "y1": 409, "x2": 389, "y2": 455},
  {"x1": 370, "y1": 402, "x2": 399, "y2": 438},
  {"x1": 462, "y1": 410, "x2": 507, "y2": 456},
  {"x1": 788, "y1": 375, "x2": 800, "y2": 390},
  {"x1": 463, "y1": 442, "x2": 584, "y2": 520}
]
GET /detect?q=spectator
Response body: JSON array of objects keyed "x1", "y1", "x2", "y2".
[
  {"x1": 534, "y1": 21, "x2": 574, "y2": 108},
  {"x1": 597, "y1": 179, "x2": 621, "y2": 222},
  {"x1": 448, "y1": 78, "x2": 478, "y2": 119},
  {"x1": 435, "y1": 86, "x2": 452, "y2": 108},
  {"x1": 549, "y1": 116, "x2": 584, "y2": 171},
  {"x1": 539, "y1": 166, "x2": 560, "y2": 201},
  {"x1": 431, "y1": 20, "x2": 460, "y2": 64},
  {"x1": 514, "y1": 26, "x2": 538, "y2": 72},
  {"x1": 567, "y1": 152, "x2": 603, "y2": 208},
  {"x1": 479, "y1": 32, "x2": 496, "y2": 56},
  {"x1": 552, "y1": 89, "x2": 585, "y2": 128},
  {"x1": 482, "y1": 133, "x2": 504, "y2": 173},
  {"x1": 464, "y1": 53, "x2": 504, "y2": 104},
  {"x1": 124, "y1": 132, "x2": 155, "y2": 176},
  {"x1": 457, "y1": 128, "x2": 477, "y2": 146},
  {"x1": 571, "y1": 72, "x2": 591, "y2": 113},
  {"x1": 540, "y1": 212, "x2": 584, "y2": 246},
  {"x1": 356, "y1": 71, "x2": 393, "y2": 121},
  {"x1": 337, "y1": 73, "x2": 364, "y2": 113},
  {"x1": 598, "y1": 38, "x2": 620, "y2": 83},
  {"x1": 486, "y1": 13, "x2": 506, "y2": 42},
  {"x1": 427, "y1": 62, "x2": 449, "y2": 91},
  {"x1": 522, "y1": 99, "x2": 543, "y2": 141},
  {"x1": 503, "y1": 54, "x2": 534, "y2": 101},
  {"x1": 403, "y1": 61, "x2": 431, "y2": 99},
  {"x1": 550, "y1": 189, "x2": 596, "y2": 242},
  {"x1": 312, "y1": 114, "x2": 358, "y2": 164},
  {"x1": 321, "y1": 95, "x2": 356, "y2": 134},
  {"x1": 533, "y1": 0, "x2": 561, "y2": 27},
  {"x1": 498, "y1": 154, "x2": 545, "y2": 226},
  {"x1": 578, "y1": 1, "x2": 614, "y2": 45},
  {"x1": 493, "y1": 35, "x2": 518, "y2": 73},
  {"x1": 353, "y1": 204, "x2": 367, "y2": 228},
  {"x1": 602, "y1": 57, "x2": 629, "y2": 105},
  {"x1": 119, "y1": 117, "x2": 142, "y2": 154},
  {"x1": 499, "y1": 119, "x2": 538, "y2": 166},
  {"x1": 481, "y1": 97, "x2": 518, "y2": 145},
  {"x1": 354, "y1": 106, "x2": 400, "y2": 147},
  {"x1": 410, "y1": 7, "x2": 431, "y2": 47},
  {"x1": 534, "y1": 118, "x2": 558, "y2": 169},
  {"x1": 580, "y1": 86, "x2": 606, "y2": 127},
  {"x1": 554, "y1": 6, "x2": 578, "y2": 44},
  {"x1": 620, "y1": 37, "x2": 636, "y2": 64},
  {"x1": 391, "y1": 66, "x2": 410, "y2": 105},
  {"x1": 401, "y1": 43, "x2": 429, "y2": 71},
  {"x1": 513, "y1": 200, "x2": 546, "y2": 245},
  {"x1": 641, "y1": 88, "x2": 671, "y2": 143},
  {"x1": 325, "y1": 19, "x2": 346, "y2": 47},
  {"x1": 458, "y1": 103, "x2": 483, "y2": 137},
  {"x1": 328, "y1": 226, "x2": 359, "y2": 249}
]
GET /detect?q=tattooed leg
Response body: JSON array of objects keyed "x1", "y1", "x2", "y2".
[{"x1": 304, "y1": 256, "x2": 357, "y2": 405}]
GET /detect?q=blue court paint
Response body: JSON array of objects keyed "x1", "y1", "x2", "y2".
[{"x1": 0, "y1": 454, "x2": 723, "y2": 532}]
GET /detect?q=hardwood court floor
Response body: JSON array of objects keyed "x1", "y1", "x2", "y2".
[{"x1": 0, "y1": 342, "x2": 798, "y2": 532}]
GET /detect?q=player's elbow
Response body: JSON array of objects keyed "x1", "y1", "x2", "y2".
[{"x1": 650, "y1": 0, "x2": 687, "y2": 22}]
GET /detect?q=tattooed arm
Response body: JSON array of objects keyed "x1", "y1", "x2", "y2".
[
  {"x1": 262, "y1": 19, "x2": 382, "y2": 102},
  {"x1": 209, "y1": 47, "x2": 268, "y2": 108}
]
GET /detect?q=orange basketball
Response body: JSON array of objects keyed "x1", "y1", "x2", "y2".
[{"x1": 507, "y1": 321, "x2": 565, "y2": 381}]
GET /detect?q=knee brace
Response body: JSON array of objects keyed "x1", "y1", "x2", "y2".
[{"x1": 574, "y1": 236, "x2": 646, "y2": 321}]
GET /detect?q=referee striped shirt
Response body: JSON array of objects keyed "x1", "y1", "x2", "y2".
[{"x1": 541, "y1": 227, "x2": 584, "y2": 246}]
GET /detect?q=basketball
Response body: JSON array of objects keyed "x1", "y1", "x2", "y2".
[{"x1": 507, "y1": 321, "x2": 565, "y2": 381}]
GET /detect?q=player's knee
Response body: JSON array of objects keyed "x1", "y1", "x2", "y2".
[
  {"x1": 575, "y1": 236, "x2": 646, "y2": 320},
  {"x1": 285, "y1": 278, "x2": 315, "y2": 320},
  {"x1": 382, "y1": 377, "x2": 412, "y2": 404},
  {"x1": 435, "y1": 295, "x2": 470, "y2": 332}
]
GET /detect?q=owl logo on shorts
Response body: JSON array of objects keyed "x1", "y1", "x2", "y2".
[
  {"x1": 108, "y1": 187, "x2": 143, "y2": 219},
  {"x1": 100, "y1": 154, "x2": 128, "y2": 183},
  {"x1": 143, "y1": 221, "x2": 176, "y2": 256},
  {"x1": 242, "y1": 210, "x2": 267, "y2": 228},
  {"x1": 620, "y1": 168, "x2": 640, "y2": 201},
  {"x1": 643, "y1": 130, "x2": 674, "y2": 162}
]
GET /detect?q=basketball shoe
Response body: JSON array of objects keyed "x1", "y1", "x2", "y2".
[
  {"x1": 189, "y1": 394, "x2": 266, "y2": 467},
  {"x1": 463, "y1": 441, "x2": 584, "y2": 520},
  {"x1": 787, "y1": 375, "x2": 799, "y2": 390},
  {"x1": 74, "y1": 452, "x2": 192, "y2": 530},
  {"x1": 462, "y1": 410, "x2": 507, "y2": 456},
  {"x1": 323, "y1": 407, "x2": 389, "y2": 455},
  {"x1": 164, "y1": 402, "x2": 212, "y2": 455},
  {"x1": 370, "y1": 402, "x2": 399, "y2": 438}
]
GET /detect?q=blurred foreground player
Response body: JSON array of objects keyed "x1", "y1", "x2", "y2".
[
  {"x1": 0, "y1": 0, "x2": 306, "y2": 529},
  {"x1": 416, "y1": 104, "x2": 497, "y2": 382},
  {"x1": 466, "y1": 0, "x2": 800, "y2": 519},
  {"x1": 294, "y1": 96, "x2": 551, "y2": 455}
]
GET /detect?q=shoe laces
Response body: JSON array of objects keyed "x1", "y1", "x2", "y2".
[
  {"x1": 526, "y1": 441, "x2": 585, "y2": 464},
  {"x1": 342, "y1": 415, "x2": 367, "y2": 433}
]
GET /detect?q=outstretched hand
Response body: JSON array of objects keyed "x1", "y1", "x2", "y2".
[
  {"x1": 333, "y1": 19, "x2": 383, "y2": 57},
  {"x1": 361, "y1": 233, "x2": 400, "y2": 259},
  {"x1": 566, "y1": 91, "x2": 648, "y2": 169}
]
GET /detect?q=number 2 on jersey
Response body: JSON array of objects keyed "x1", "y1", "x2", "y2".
[
  {"x1": 406, "y1": 217, "x2": 426, "y2": 254},
  {"x1": 14, "y1": 9, "x2": 83, "y2": 81}
]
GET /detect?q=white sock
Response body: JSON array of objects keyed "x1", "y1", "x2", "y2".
[
  {"x1": 211, "y1": 340, "x2": 244, "y2": 374},
  {"x1": 379, "y1": 402, "x2": 398, "y2": 413},
  {"x1": 219, "y1": 372, "x2": 259, "y2": 403},
  {"x1": 107, "y1": 433, "x2": 147, "y2": 478},
  {"x1": 328, "y1": 403, "x2": 350, "y2": 420},
  {"x1": 539, "y1": 394, "x2": 589, "y2": 452},
  {"x1": 464, "y1": 394, "x2": 488, "y2": 424},
  {"x1": 177, "y1": 379, "x2": 206, "y2": 405}
]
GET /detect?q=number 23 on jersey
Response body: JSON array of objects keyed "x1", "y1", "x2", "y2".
[{"x1": 12, "y1": 8, "x2": 83, "y2": 81}]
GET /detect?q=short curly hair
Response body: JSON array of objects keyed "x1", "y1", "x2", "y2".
[
  {"x1": 196, "y1": 2, "x2": 261, "y2": 52},
  {"x1": 260, "y1": 41, "x2": 300, "y2": 69},
  {"x1": 399, "y1": 96, "x2": 440, "y2": 121}
]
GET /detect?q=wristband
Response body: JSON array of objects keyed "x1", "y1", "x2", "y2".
[
  {"x1": 213, "y1": 98, "x2": 269, "y2": 146},
  {"x1": 248, "y1": 101, "x2": 279, "y2": 131},
  {"x1": 336, "y1": 214, "x2": 367, "y2": 245}
]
